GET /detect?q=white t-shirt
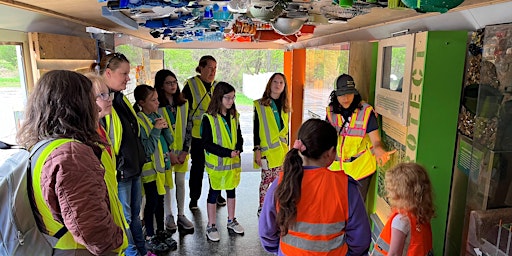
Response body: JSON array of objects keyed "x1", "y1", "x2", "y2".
[{"x1": 391, "y1": 213, "x2": 411, "y2": 256}]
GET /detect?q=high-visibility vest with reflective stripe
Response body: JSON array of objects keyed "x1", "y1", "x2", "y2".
[
  {"x1": 203, "y1": 113, "x2": 241, "y2": 190},
  {"x1": 98, "y1": 130, "x2": 129, "y2": 253},
  {"x1": 187, "y1": 76, "x2": 217, "y2": 138},
  {"x1": 137, "y1": 112, "x2": 173, "y2": 194},
  {"x1": 253, "y1": 99, "x2": 289, "y2": 169},
  {"x1": 372, "y1": 211, "x2": 433, "y2": 256},
  {"x1": 105, "y1": 95, "x2": 140, "y2": 156},
  {"x1": 32, "y1": 139, "x2": 126, "y2": 254},
  {"x1": 326, "y1": 103, "x2": 376, "y2": 180},
  {"x1": 158, "y1": 104, "x2": 189, "y2": 173},
  {"x1": 278, "y1": 167, "x2": 349, "y2": 255}
]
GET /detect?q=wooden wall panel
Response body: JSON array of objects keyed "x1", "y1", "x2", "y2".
[{"x1": 30, "y1": 32, "x2": 96, "y2": 60}]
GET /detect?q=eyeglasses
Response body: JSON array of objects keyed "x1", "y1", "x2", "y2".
[
  {"x1": 97, "y1": 92, "x2": 115, "y2": 101},
  {"x1": 105, "y1": 52, "x2": 127, "y2": 69},
  {"x1": 164, "y1": 81, "x2": 179, "y2": 86},
  {"x1": 223, "y1": 95, "x2": 236, "y2": 101}
]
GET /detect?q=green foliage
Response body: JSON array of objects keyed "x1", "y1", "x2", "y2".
[
  {"x1": 116, "y1": 45, "x2": 143, "y2": 65},
  {"x1": 0, "y1": 77, "x2": 21, "y2": 87},
  {"x1": 162, "y1": 49, "x2": 284, "y2": 92},
  {"x1": 235, "y1": 92, "x2": 253, "y2": 106},
  {"x1": 306, "y1": 49, "x2": 349, "y2": 89},
  {"x1": 0, "y1": 45, "x2": 18, "y2": 71}
]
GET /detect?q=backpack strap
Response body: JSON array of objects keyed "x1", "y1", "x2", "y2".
[{"x1": 27, "y1": 139, "x2": 68, "y2": 239}]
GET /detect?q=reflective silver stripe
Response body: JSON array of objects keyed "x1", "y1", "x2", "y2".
[
  {"x1": 327, "y1": 107, "x2": 342, "y2": 134},
  {"x1": 281, "y1": 221, "x2": 346, "y2": 252},
  {"x1": 372, "y1": 249, "x2": 386, "y2": 256},
  {"x1": 212, "y1": 117, "x2": 224, "y2": 167},
  {"x1": 189, "y1": 78, "x2": 206, "y2": 118},
  {"x1": 142, "y1": 169, "x2": 156, "y2": 177},
  {"x1": 375, "y1": 237, "x2": 390, "y2": 253},
  {"x1": 137, "y1": 112, "x2": 165, "y2": 172},
  {"x1": 279, "y1": 137, "x2": 287, "y2": 144},
  {"x1": 258, "y1": 102, "x2": 282, "y2": 152},
  {"x1": 178, "y1": 104, "x2": 187, "y2": 134},
  {"x1": 346, "y1": 129, "x2": 365, "y2": 137},
  {"x1": 205, "y1": 162, "x2": 242, "y2": 171},
  {"x1": 107, "y1": 115, "x2": 116, "y2": 151},
  {"x1": 282, "y1": 233, "x2": 345, "y2": 252},
  {"x1": 293, "y1": 221, "x2": 346, "y2": 236}
]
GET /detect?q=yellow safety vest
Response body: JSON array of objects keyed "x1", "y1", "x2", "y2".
[
  {"x1": 326, "y1": 103, "x2": 376, "y2": 180},
  {"x1": 158, "y1": 103, "x2": 189, "y2": 173},
  {"x1": 253, "y1": 99, "x2": 289, "y2": 169},
  {"x1": 105, "y1": 95, "x2": 139, "y2": 156},
  {"x1": 187, "y1": 76, "x2": 217, "y2": 138},
  {"x1": 203, "y1": 113, "x2": 241, "y2": 190},
  {"x1": 137, "y1": 112, "x2": 173, "y2": 194},
  {"x1": 32, "y1": 139, "x2": 127, "y2": 254}
]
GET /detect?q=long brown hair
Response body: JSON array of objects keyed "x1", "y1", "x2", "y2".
[
  {"x1": 206, "y1": 82, "x2": 237, "y2": 116},
  {"x1": 275, "y1": 119, "x2": 338, "y2": 236},
  {"x1": 17, "y1": 70, "x2": 102, "y2": 150},
  {"x1": 260, "y1": 73, "x2": 290, "y2": 112},
  {"x1": 385, "y1": 163, "x2": 435, "y2": 225},
  {"x1": 154, "y1": 69, "x2": 186, "y2": 107}
]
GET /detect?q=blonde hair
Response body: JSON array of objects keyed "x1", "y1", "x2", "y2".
[
  {"x1": 84, "y1": 72, "x2": 107, "y2": 95},
  {"x1": 385, "y1": 163, "x2": 435, "y2": 225}
]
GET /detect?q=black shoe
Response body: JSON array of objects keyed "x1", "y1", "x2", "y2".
[
  {"x1": 145, "y1": 236, "x2": 169, "y2": 254},
  {"x1": 189, "y1": 199, "x2": 198, "y2": 210},
  {"x1": 156, "y1": 230, "x2": 178, "y2": 251},
  {"x1": 216, "y1": 195, "x2": 226, "y2": 206}
]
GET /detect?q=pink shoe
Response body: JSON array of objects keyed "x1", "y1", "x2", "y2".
[{"x1": 146, "y1": 252, "x2": 157, "y2": 256}]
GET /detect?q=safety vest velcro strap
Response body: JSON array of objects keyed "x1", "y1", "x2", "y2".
[
  {"x1": 343, "y1": 149, "x2": 367, "y2": 162},
  {"x1": 375, "y1": 237, "x2": 390, "y2": 254},
  {"x1": 205, "y1": 162, "x2": 241, "y2": 171},
  {"x1": 282, "y1": 233, "x2": 346, "y2": 252}
]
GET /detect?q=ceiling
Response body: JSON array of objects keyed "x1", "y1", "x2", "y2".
[{"x1": 1, "y1": 0, "x2": 512, "y2": 49}]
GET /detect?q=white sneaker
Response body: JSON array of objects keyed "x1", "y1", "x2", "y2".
[
  {"x1": 206, "y1": 224, "x2": 220, "y2": 242},
  {"x1": 227, "y1": 218, "x2": 244, "y2": 234},
  {"x1": 165, "y1": 215, "x2": 177, "y2": 233}
]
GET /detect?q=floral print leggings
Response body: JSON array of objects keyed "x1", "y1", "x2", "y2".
[{"x1": 258, "y1": 166, "x2": 281, "y2": 213}]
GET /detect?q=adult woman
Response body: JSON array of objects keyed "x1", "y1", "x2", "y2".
[
  {"x1": 326, "y1": 74, "x2": 395, "y2": 201},
  {"x1": 17, "y1": 70, "x2": 126, "y2": 255},
  {"x1": 154, "y1": 69, "x2": 195, "y2": 233},
  {"x1": 96, "y1": 53, "x2": 147, "y2": 256},
  {"x1": 182, "y1": 55, "x2": 226, "y2": 209},
  {"x1": 253, "y1": 73, "x2": 290, "y2": 216}
]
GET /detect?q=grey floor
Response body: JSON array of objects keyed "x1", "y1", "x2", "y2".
[{"x1": 162, "y1": 171, "x2": 275, "y2": 256}]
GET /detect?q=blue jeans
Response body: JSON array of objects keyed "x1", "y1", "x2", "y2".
[{"x1": 118, "y1": 176, "x2": 146, "y2": 256}]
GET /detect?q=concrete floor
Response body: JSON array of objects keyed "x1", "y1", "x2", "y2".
[{"x1": 162, "y1": 171, "x2": 275, "y2": 256}]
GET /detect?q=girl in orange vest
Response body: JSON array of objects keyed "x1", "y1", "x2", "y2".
[
  {"x1": 372, "y1": 163, "x2": 435, "y2": 256},
  {"x1": 259, "y1": 119, "x2": 371, "y2": 255}
]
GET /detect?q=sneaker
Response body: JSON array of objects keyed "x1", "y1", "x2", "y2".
[
  {"x1": 206, "y1": 224, "x2": 220, "y2": 242},
  {"x1": 189, "y1": 199, "x2": 198, "y2": 210},
  {"x1": 216, "y1": 195, "x2": 226, "y2": 206},
  {"x1": 156, "y1": 230, "x2": 178, "y2": 251},
  {"x1": 145, "y1": 235, "x2": 169, "y2": 254},
  {"x1": 177, "y1": 214, "x2": 194, "y2": 233},
  {"x1": 227, "y1": 218, "x2": 244, "y2": 234},
  {"x1": 165, "y1": 215, "x2": 177, "y2": 233}
]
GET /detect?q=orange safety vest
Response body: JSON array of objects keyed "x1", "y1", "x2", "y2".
[
  {"x1": 277, "y1": 167, "x2": 349, "y2": 255},
  {"x1": 372, "y1": 211, "x2": 433, "y2": 256},
  {"x1": 326, "y1": 103, "x2": 376, "y2": 180}
]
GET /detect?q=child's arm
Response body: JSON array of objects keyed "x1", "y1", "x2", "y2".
[
  {"x1": 345, "y1": 178, "x2": 371, "y2": 256},
  {"x1": 258, "y1": 179, "x2": 280, "y2": 254},
  {"x1": 388, "y1": 228, "x2": 407, "y2": 256},
  {"x1": 201, "y1": 115, "x2": 233, "y2": 157},
  {"x1": 140, "y1": 118, "x2": 166, "y2": 157},
  {"x1": 235, "y1": 117, "x2": 244, "y2": 152}
]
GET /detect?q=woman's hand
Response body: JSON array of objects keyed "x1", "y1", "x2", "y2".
[
  {"x1": 376, "y1": 149, "x2": 397, "y2": 167},
  {"x1": 178, "y1": 151, "x2": 189, "y2": 164},
  {"x1": 231, "y1": 150, "x2": 240, "y2": 158},
  {"x1": 169, "y1": 152, "x2": 180, "y2": 165},
  {"x1": 254, "y1": 150, "x2": 262, "y2": 167}
]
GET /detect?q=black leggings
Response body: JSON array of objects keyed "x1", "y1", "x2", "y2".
[
  {"x1": 143, "y1": 181, "x2": 164, "y2": 237},
  {"x1": 207, "y1": 185, "x2": 235, "y2": 204}
]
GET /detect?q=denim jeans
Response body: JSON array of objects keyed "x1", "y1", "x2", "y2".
[{"x1": 118, "y1": 176, "x2": 146, "y2": 256}]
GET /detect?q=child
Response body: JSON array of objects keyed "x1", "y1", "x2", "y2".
[
  {"x1": 154, "y1": 69, "x2": 194, "y2": 234},
  {"x1": 253, "y1": 73, "x2": 290, "y2": 217},
  {"x1": 259, "y1": 118, "x2": 371, "y2": 255},
  {"x1": 133, "y1": 84, "x2": 177, "y2": 253},
  {"x1": 201, "y1": 82, "x2": 244, "y2": 242},
  {"x1": 372, "y1": 163, "x2": 435, "y2": 256}
]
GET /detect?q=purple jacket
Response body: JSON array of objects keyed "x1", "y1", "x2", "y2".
[{"x1": 258, "y1": 166, "x2": 371, "y2": 256}]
